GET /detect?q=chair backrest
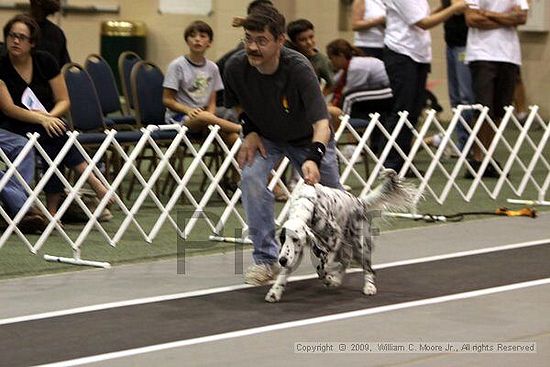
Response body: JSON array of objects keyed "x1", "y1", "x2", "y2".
[
  {"x1": 84, "y1": 53, "x2": 123, "y2": 115},
  {"x1": 342, "y1": 87, "x2": 394, "y2": 119},
  {"x1": 118, "y1": 51, "x2": 142, "y2": 112},
  {"x1": 62, "y1": 63, "x2": 106, "y2": 132},
  {"x1": 130, "y1": 61, "x2": 166, "y2": 125}
]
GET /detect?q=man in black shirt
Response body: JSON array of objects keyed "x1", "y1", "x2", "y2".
[
  {"x1": 29, "y1": 0, "x2": 71, "y2": 67},
  {"x1": 224, "y1": 6, "x2": 341, "y2": 285}
]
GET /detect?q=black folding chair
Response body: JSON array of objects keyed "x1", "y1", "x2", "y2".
[
  {"x1": 84, "y1": 53, "x2": 136, "y2": 128},
  {"x1": 118, "y1": 51, "x2": 142, "y2": 116},
  {"x1": 62, "y1": 63, "x2": 142, "y2": 198}
]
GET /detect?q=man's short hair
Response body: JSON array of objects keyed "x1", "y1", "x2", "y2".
[
  {"x1": 30, "y1": 0, "x2": 61, "y2": 17},
  {"x1": 247, "y1": 0, "x2": 274, "y2": 15},
  {"x1": 184, "y1": 20, "x2": 214, "y2": 41},
  {"x1": 286, "y1": 19, "x2": 314, "y2": 43},
  {"x1": 243, "y1": 5, "x2": 285, "y2": 39}
]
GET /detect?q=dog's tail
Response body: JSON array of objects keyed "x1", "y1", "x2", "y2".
[{"x1": 360, "y1": 169, "x2": 418, "y2": 213}]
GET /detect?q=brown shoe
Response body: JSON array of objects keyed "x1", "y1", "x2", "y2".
[{"x1": 19, "y1": 212, "x2": 48, "y2": 234}]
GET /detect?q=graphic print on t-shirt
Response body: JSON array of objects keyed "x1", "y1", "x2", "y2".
[{"x1": 187, "y1": 72, "x2": 212, "y2": 102}]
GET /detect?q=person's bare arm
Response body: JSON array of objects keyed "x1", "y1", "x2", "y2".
[
  {"x1": 48, "y1": 73, "x2": 70, "y2": 118},
  {"x1": 311, "y1": 118, "x2": 331, "y2": 146},
  {"x1": 415, "y1": 0, "x2": 467, "y2": 30},
  {"x1": 482, "y1": 6, "x2": 528, "y2": 27},
  {"x1": 162, "y1": 88, "x2": 203, "y2": 119},
  {"x1": 351, "y1": 0, "x2": 385, "y2": 31},
  {"x1": 206, "y1": 91, "x2": 217, "y2": 114},
  {"x1": 0, "y1": 81, "x2": 66, "y2": 136}
]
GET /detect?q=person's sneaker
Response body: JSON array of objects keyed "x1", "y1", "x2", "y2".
[
  {"x1": 244, "y1": 263, "x2": 281, "y2": 286},
  {"x1": 341, "y1": 144, "x2": 363, "y2": 163},
  {"x1": 424, "y1": 133, "x2": 442, "y2": 148}
]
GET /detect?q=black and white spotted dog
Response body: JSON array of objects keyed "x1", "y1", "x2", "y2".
[{"x1": 265, "y1": 169, "x2": 416, "y2": 303}]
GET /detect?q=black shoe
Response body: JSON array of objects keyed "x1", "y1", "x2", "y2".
[
  {"x1": 464, "y1": 160, "x2": 508, "y2": 179},
  {"x1": 220, "y1": 179, "x2": 239, "y2": 195},
  {"x1": 19, "y1": 212, "x2": 48, "y2": 234},
  {"x1": 485, "y1": 160, "x2": 510, "y2": 179},
  {"x1": 464, "y1": 160, "x2": 481, "y2": 179}
]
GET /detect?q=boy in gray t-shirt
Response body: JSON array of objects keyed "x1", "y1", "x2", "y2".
[{"x1": 163, "y1": 20, "x2": 241, "y2": 144}]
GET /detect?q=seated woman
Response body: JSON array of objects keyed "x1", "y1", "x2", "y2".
[
  {"x1": 326, "y1": 38, "x2": 390, "y2": 108},
  {"x1": 326, "y1": 39, "x2": 391, "y2": 156},
  {"x1": 0, "y1": 14, "x2": 112, "y2": 216}
]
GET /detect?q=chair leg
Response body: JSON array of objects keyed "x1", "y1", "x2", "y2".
[{"x1": 126, "y1": 149, "x2": 146, "y2": 201}]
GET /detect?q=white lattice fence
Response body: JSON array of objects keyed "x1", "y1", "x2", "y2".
[
  {"x1": 0, "y1": 124, "x2": 243, "y2": 267},
  {"x1": 1, "y1": 106, "x2": 548, "y2": 266}
]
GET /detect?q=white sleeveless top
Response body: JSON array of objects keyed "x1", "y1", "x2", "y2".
[{"x1": 353, "y1": 0, "x2": 386, "y2": 49}]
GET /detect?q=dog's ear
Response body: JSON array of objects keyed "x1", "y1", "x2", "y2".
[
  {"x1": 304, "y1": 227, "x2": 316, "y2": 243},
  {"x1": 278, "y1": 228, "x2": 286, "y2": 244}
]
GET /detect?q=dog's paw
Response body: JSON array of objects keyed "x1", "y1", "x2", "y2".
[
  {"x1": 323, "y1": 272, "x2": 344, "y2": 288},
  {"x1": 265, "y1": 285, "x2": 283, "y2": 303},
  {"x1": 363, "y1": 281, "x2": 377, "y2": 296}
]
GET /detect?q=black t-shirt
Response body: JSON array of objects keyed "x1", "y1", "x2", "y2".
[
  {"x1": 0, "y1": 51, "x2": 60, "y2": 134},
  {"x1": 442, "y1": 0, "x2": 468, "y2": 47},
  {"x1": 215, "y1": 42, "x2": 243, "y2": 106},
  {"x1": 36, "y1": 19, "x2": 71, "y2": 68},
  {"x1": 223, "y1": 47, "x2": 329, "y2": 145}
]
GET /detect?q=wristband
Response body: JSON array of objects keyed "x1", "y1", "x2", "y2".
[
  {"x1": 304, "y1": 141, "x2": 326, "y2": 168},
  {"x1": 239, "y1": 112, "x2": 258, "y2": 137}
]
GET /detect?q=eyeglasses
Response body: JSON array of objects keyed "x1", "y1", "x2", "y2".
[
  {"x1": 7, "y1": 32, "x2": 31, "y2": 42},
  {"x1": 241, "y1": 34, "x2": 273, "y2": 47}
]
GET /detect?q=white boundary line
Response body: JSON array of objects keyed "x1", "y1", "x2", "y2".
[
  {"x1": 36, "y1": 278, "x2": 550, "y2": 367},
  {"x1": 1, "y1": 238, "x2": 548, "y2": 327}
]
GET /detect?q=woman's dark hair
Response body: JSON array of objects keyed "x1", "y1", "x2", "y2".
[
  {"x1": 286, "y1": 19, "x2": 314, "y2": 43},
  {"x1": 184, "y1": 20, "x2": 214, "y2": 42},
  {"x1": 326, "y1": 38, "x2": 364, "y2": 60},
  {"x1": 243, "y1": 4, "x2": 285, "y2": 39},
  {"x1": 3, "y1": 14, "x2": 40, "y2": 44}
]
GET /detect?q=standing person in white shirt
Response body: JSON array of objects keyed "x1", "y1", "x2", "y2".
[
  {"x1": 351, "y1": 0, "x2": 386, "y2": 59},
  {"x1": 382, "y1": 0, "x2": 467, "y2": 175},
  {"x1": 464, "y1": 0, "x2": 528, "y2": 178}
]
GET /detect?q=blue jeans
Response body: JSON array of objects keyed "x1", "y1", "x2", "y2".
[
  {"x1": 241, "y1": 138, "x2": 342, "y2": 265},
  {"x1": 446, "y1": 46, "x2": 475, "y2": 151},
  {"x1": 0, "y1": 129, "x2": 35, "y2": 217}
]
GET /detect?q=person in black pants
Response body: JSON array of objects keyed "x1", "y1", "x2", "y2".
[{"x1": 382, "y1": 0, "x2": 466, "y2": 175}]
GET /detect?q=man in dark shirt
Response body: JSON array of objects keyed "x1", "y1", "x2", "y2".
[
  {"x1": 224, "y1": 6, "x2": 341, "y2": 286},
  {"x1": 29, "y1": 0, "x2": 71, "y2": 67}
]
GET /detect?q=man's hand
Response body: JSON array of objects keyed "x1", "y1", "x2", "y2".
[
  {"x1": 232, "y1": 16, "x2": 246, "y2": 27},
  {"x1": 302, "y1": 160, "x2": 320, "y2": 185},
  {"x1": 237, "y1": 132, "x2": 266, "y2": 168}
]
